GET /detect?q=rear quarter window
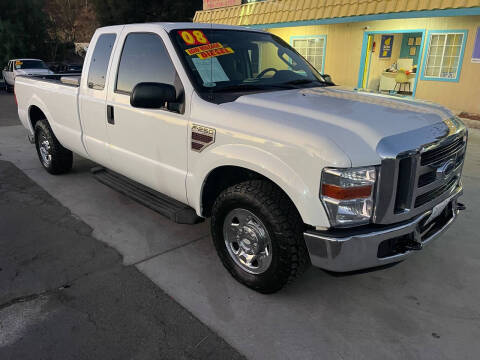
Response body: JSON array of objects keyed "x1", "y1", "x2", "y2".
[{"x1": 87, "y1": 33, "x2": 116, "y2": 90}]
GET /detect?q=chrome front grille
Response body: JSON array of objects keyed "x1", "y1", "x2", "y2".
[
  {"x1": 420, "y1": 136, "x2": 465, "y2": 166},
  {"x1": 374, "y1": 118, "x2": 467, "y2": 225},
  {"x1": 414, "y1": 176, "x2": 459, "y2": 208}
]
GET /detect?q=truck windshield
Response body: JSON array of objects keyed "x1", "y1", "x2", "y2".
[
  {"x1": 15, "y1": 60, "x2": 48, "y2": 70},
  {"x1": 171, "y1": 29, "x2": 330, "y2": 95}
]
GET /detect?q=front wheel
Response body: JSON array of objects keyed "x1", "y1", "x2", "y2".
[
  {"x1": 211, "y1": 180, "x2": 309, "y2": 293},
  {"x1": 35, "y1": 119, "x2": 73, "y2": 174}
]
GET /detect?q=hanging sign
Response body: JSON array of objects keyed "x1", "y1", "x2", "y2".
[
  {"x1": 473, "y1": 27, "x2": 480, "y2": 63},
  {"x1": 203, "y1": 0, "x2": 241, "y2": 10},
  {"x1": 380, "y1": 35, "x2": 394, "y2": 58}
]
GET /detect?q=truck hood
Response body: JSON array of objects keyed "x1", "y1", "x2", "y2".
[{"x1": 229, "y1": 86, "x2": 454, "y2": 166}]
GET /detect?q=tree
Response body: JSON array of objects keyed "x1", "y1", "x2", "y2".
[
  {"x1": 91, "y1": 0, "x2": 203, "y2": 26},
  {"x1": 43, "y1": 0, "x2": 97, "y2": 61},
  {"x1": 44, "y1": 0, "x2": 83, "y2": 43},
  {"x1": 0, "y1": 0, "x2": 50, "y2": 67}
]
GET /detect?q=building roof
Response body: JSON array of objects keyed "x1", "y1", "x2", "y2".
[
  {"x1": 194, "y1": 0, "x2": 480, "y2": 26},
  {"x1": 97, "y1": 22, "x2": 262, "y2": 33}
]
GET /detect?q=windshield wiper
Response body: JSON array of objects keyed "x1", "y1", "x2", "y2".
[
  {"x1": 209, "y1": 79, "x2": 333, "y2": 93},
  {"x1": 283, "y1": 79, "x2": 333, "y2": 87},
  {"x1": 211, "y1": 84, "x2": 268, "y2": 92}
]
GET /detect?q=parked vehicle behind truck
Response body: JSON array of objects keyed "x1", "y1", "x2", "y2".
[
  {"x1": 2, "y1": 59, "x2": 53, "y2": 92},
  {"x1": 14, "y1": 23, "x2": 467, "y2": 293}
]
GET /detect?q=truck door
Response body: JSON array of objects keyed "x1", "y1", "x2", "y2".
[
  {"x1": 78, "y1": 32, "x2": 117, "y2": 166},
  {"x1": 105, "y1": 31, "x2": 188, "y2": 203}
]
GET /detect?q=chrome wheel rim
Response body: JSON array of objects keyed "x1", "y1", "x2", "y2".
[
  {"x1": 39, "y1": 134, "x2": 52, "y2": 167},
  {"x1": 223, "y1": 208, "x2": 273, "y2": 274}
]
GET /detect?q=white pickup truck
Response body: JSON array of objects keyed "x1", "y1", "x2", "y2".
[
  {"x1": 3, "y1": 59, "x2": 53, "y2": 92},
  {"x1": 15, "y1": 23, "x2": 467, "y2": 293}
]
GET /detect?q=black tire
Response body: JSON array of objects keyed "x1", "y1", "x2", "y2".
[
  {"x1": 211, "y1": 180, "x2": 310, "y2": 294},
  {"x1": 34, "y1": 119, "x2": 73, "y2": 174},
  {"x1": 5, "y1": 83, "x2": 13, "y2": 92}
]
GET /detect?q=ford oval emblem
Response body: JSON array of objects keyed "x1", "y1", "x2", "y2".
[{"x1": 436, "y1": 159, "x2": 456, "y2": 180}]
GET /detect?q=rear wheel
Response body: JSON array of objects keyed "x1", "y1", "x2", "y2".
[
  {"x1": 34, "y1": 119, "x2": 73, "y2": 174},
  {"x1": 211, "y1": 180, "x2": 309, "y2": 293}
]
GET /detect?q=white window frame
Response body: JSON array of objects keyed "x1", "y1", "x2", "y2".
[{"x1": 420, "y1": 30, "x2": 468, "y2": 82}]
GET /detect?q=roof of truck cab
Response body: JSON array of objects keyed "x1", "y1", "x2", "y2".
[{"x1": 97, "y1": 22, "x2": 264, "y2": 33}]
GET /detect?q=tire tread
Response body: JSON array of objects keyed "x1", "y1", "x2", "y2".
[
  {"x1": 35, "y1": 119, "x2": 73, "y2": 175},
  {"x1": 211, "y1": 180, "x2": 309, "y2": 293}
]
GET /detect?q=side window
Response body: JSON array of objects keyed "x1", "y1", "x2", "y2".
[
  {"x1": 8, "y1": 61, "x2": 13, "y2": 72},
  {"x1": 116, "y1": 33, "x2": 179, "y2": 95},
  {"x1": 87, "y1": 33, "x2": 116, "y2": 90}
]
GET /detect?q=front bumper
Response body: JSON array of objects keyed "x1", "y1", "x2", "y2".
[{"x1": 304, "y1": 190, "x2": 464, "y2": 272}]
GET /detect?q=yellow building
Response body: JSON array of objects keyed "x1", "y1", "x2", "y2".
[{"x1": 195, "y1": 0, "x2": 480, "y2": 114}]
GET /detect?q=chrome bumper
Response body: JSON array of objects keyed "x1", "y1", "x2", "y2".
[{"x1": 304, "y1": 191, "x2": 464, "y2": 272}]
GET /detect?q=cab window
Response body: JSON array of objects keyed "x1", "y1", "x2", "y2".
[
  {"x1": 115, "y1": 32, "x2": 183, "y2": 113},
  {"x1": 87, "y1": 33, "x2": 116, "y2": 90},
  {"x1": 115, "y1": 33, "x2": 181, "y2": 94}
]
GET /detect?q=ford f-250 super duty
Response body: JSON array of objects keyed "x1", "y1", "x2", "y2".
[{"x1": 15, "y1": 23, "x2": 467, "y2": 293}]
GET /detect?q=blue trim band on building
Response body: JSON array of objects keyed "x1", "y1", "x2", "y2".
[{"x1": 248, "y1": 7, "x2": 480, "y2": 29}]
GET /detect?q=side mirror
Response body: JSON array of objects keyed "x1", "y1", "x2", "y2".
[
  {"x1": 3, "y1": 67, "x2": 6, "y2": 71},
  {"x1": 130, "y1": 82, "x2": 177, "y2": 109},
  {"x1": 322, "y1": 74, "x2": 333, "y2": 84}
]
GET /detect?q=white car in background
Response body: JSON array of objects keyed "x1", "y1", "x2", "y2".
[{"x1": 2, "y1": 59, "x2": 53, "y2": 92}]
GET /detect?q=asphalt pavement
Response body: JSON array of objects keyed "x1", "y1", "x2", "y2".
[
  {"x1": 0, "y1": 92, "x2": 18, "y2": 126},
  {"x1": 1, "y1": 90, "x2": 479, "y2": 360},
  {"x1": 0, "y1": 93, "x2": 244, "y2": 359}
]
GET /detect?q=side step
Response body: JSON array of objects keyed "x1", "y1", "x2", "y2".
[{"x1": 91, "y1": 167, "x2": 202, "y2": 225}]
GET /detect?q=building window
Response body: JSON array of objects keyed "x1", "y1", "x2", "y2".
[
  {"x1": 421, "y1": 30, "x2": 468, "y2": 82},
  {"x1": 291, "y1": 35, "x2": 326, "y2": 73}
]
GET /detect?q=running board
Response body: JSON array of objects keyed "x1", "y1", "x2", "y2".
[{"x1": 91, "y1": 167, "x2": 202, "y2": 225}]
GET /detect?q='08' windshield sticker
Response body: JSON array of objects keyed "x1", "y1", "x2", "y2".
[{"x1": 178, "y1": 30, "x2": 210, "y2": 45}]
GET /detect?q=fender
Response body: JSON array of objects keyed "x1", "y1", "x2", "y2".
[
  {"x1": 27, "y1": 95, "x2": 53, "y2": 134},
  {"x1": 26, "y1": 90, "x2": 89, "y2": 158},
  {"x1": 187, "y1": 143, "x2": 332, "y2": 227}
]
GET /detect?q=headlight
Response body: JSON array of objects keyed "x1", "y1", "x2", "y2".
[{"x1": 320, "y1": 166, "x2": 377, "y2": 227}]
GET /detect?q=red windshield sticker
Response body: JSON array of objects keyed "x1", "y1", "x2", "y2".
[
  {"x1": 178, "y1": 30, "x2": 210, "y2": 45},
  {"x1": 196, "y1": 47, "x2": 234, "y2": 60},
  {"x1": 185, "y1": 42, "x2": 223, "y2": 56}
]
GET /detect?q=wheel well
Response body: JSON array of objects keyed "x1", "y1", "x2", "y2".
[
  {"x1": 29, "y1": 105, "x2": 46, "y2": 131},
  {"x1": 201, "y1": 166, "x2": 299, "y2": 219}
]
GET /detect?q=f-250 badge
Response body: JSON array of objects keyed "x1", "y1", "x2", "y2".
[{"x1": 191, "y1": 124, "x2": 216, "y2": 152}]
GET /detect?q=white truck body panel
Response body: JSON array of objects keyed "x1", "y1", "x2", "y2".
[{"x1": 14, "y1": 22, "x2": 461, "y2": 229}]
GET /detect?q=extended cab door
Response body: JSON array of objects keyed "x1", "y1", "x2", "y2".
[
  {"x1": 78, "y1": 30, "x2": 119, "y2": 166},
  {"x1": 105, "y1": 29, "x2": 188, "y2": 203}
]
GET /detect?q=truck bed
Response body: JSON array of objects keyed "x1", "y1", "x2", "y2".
[
  {"x1": 25, "y1": 73, "x2": 81, "y2": 87},
  {"x1": 15, "y1": 74, "x2": 88, "y2": 157}
]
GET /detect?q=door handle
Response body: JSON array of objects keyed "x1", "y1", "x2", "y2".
[{"x1": 107, "y1": 105, "x2": 114, "y2": 125}]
